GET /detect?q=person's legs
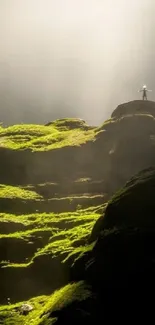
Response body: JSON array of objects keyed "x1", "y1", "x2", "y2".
[{"x1": 143, "y1": 93, "x2": 147, "y2": 100}]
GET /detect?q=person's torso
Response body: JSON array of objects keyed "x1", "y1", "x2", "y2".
[{"x1": 143, "y1": 89, "x2": 147, "y2": 95}]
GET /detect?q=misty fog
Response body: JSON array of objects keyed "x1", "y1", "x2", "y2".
[{"x1": 0, "y1": 0, "x2": 155, "y2": 125}]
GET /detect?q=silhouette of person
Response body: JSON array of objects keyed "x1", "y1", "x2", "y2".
[{"x1": 138, "y1": 85, "x2": 152, "y2": 100}]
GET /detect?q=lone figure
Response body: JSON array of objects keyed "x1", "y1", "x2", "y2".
[{"x1": 138, "y1": 85, "x2": 152, "y2": 100}]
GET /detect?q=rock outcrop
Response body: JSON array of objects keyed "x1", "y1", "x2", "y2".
[{"x1": 2, "y1": 101, "x2": 155, "y2": 323}]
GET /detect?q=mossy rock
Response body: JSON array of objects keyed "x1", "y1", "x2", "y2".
[
  {"x1": 90, "y1": 168, "x2": 155, "y2": 241},
  {"x1": 38, "y1": 281, "x2": 94, "y2": 325},
  {"x1": 45, "y1": 118, "x2": 93, "y2": 130}
]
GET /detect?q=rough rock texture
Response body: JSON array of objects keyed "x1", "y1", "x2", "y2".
[
  {"x1": 90, "y1": 167, "x2": 155, "y2": 241},
  {"x1": 2, "y1": 101, "x2": 155, "y2": 323},
  {"x1": 60, "y1": 169, "x2": 155, "y2": 323},
  {"x1": 73, "y1": 168, "x2": 155, "y2": 283},
  {"x1": 111, "y1": 99, "x2": 155, "y2": 118}
]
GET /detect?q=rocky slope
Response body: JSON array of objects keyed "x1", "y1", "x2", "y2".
[{"x1": 1, "y1": 100, "x2": 155, "y2": 324}]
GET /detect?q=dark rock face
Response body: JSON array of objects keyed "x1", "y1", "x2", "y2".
[
  {"x1": 30, "y1": 103, "x2": 155, "y2": 322},
  {"x1": 0, "y1": 254, "x2": 69, "y2": 304},
  {"x1": 42, "y1": 228, "x2": 155, "y2": 323},
  {"x1": 111, "y1": 100, "x2": 155, "y2": 118},
  {"x1": 57, "y1": 169, "x2": 155, "y2": 323},
  {"x1": 3, "y1": 101, "x2": 155, "y2": 317},
  {"x1": 1, "y1": 101, "x2": 155, "y2": 195},
  {"x1": 92, "y1": 101, "x2": 155, "y2": 196},
  {"x1": 86, "y1": 228, "x2": 155, "y2": 289},
  {"x1": 90, "y1": 167, "x2": 155, "y2": 240}
]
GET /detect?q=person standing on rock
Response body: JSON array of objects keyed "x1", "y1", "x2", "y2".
[{"x1": 138, "y1": 85, "x2": 152, "y2": 100}]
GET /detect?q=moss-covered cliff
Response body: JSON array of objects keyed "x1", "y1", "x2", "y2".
[{"x1": 2, "y1": 100, "x2": 155, "y2": 324}]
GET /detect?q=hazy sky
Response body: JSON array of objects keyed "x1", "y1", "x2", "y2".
[{"x1": 0, "y1": 0, "x2": 155, "y2": 125}]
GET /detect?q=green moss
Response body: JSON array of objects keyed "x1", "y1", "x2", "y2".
[
  {"x1": 0, "y1": 204, "x2": 104, "y2": 228},
  {"x1": 0, "y1": 185, "x2": 41, "y2": 200},
  {"x1": 0, "y1": 227, "x2": 53, "y2": 240},
  {"x1": 0, "y1": 205, "x2": 104, "y2": 268},
  {"x1": 0, "y1": 122, "x2": 96, "y2": 151},
  {"x1": 0, "y1": 282, "x2": 91, "y2": 325},
  {"x1": 0, "y1": 119, "x2": 105, "y2": 320},
  {"x1": 0, "y1": 295, "x2": 49, "y2": 325},
  {"x1": 37, "y1": 281, "x2": 91, "y2": 323},
  {"x1": 63, "y1": 241, "x2": 96, "y2": 264},
  {"x1": 34, "y1": 221, "x2": 97, "y2": 259}
]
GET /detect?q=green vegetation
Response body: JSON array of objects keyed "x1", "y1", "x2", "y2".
[
  {"x1": 0, "y1": 204, "x2": 104, "y2": 268},
  {"x1": 0, "y1": 121, "x2": 96, "y2": 151},
  {"x1": 37, "y1": 281, "x2": 91, "y2": 323},
  {"x1": 0, "y1": 118, "x2": 105, "y2": 323},
  {"x1": 34, "y1": 221, "x2": 95, "y2": 259},
  {"x1": 1, "y1": 103, "x2": 155, "y2": 323},
  {"x1": 0, "y1": 281, "x2": 91, "y2": 325},
  {"x1": 0, "y1": 205, "x2": 103, "y2": 229},
  {"x1": 0, "y1": 185, "x2": 41, "y2": 200},
  {"x1": 0, "y1": 294, "x2": 51, "y2": 325}
]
